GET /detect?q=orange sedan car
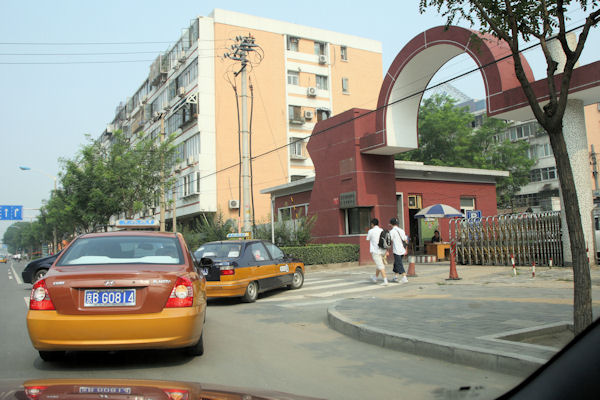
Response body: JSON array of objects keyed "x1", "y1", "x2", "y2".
[{"x1": 26, "y1": 231, "x2": 206, "y2": 361}]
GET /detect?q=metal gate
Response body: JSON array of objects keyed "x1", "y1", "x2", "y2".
[{"x1": 449, "y1": 212, "x2": 563, "y2": 266}]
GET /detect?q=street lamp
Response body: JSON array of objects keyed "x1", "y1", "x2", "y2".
[{"x1": 19, "y1": 165, "x2": 58, "y2": 254}]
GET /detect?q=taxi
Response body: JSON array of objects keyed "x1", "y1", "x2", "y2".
[
  {"x1": 26, "y1": 228, "x2": 206, "y2": 361},
  {"x1": 0, "y1": 255, "x2": 7, "y2": 263},
  {"x1": 195, "y1": 239, "x2": 304, "y2": 302}
]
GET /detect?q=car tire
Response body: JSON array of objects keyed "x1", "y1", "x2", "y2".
[
  {"x1": 186, "y1": 331, "x2": 204, "y2": 356},
  {"x1": 39, "y1": 351, "x2": 65, "y2": 362},
  {"x1": 241, "y1": 281, "x2": 258, "y2": 303},
  {"x1": 288, "y1": 268, "x2": 304, "y2": 290},
  {"x1": 33, "y1": 268, "x2": 48, "y2": 283}
]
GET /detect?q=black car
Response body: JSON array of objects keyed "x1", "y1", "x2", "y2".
[{"x1": 21, "y1": 251, "x2": 61, "y2": 284}]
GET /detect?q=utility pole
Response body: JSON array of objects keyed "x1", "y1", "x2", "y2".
[
  {"x1": 159, "y1": 112, "x2": 166, "y2": 232},
  {"x1": 224, "y1": 35, "x2": 259, "y2": 234}
]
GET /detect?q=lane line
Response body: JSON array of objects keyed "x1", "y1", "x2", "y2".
[{"x1": 10, "y1": 265, "x2": 23, "y2": 285}]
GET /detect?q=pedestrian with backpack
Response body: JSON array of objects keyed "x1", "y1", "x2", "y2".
[
  {"x1": 389, "y1": 217, "x2": 409, "y2": 283},
  {"x1": 366, "y1": 218, "x2": 389, "y2": 285}
]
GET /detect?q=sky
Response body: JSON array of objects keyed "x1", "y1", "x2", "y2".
[{"x1": 1, "y1": 0, "x2": 599, "y2": 242}]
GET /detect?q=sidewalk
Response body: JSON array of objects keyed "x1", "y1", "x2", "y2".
[{"x1": 326, "y1": 262, "x2": 600, "y2": 376}]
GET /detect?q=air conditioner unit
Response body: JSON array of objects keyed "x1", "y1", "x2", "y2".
[
  {"x1": 152, "y1": 111, "x2": 160, "y2": 120},
  {"x1": 228, "y1": 199, "x2": 240, "y2": 209},
  {"x1": 178, "y1": 87, "x2": 186, "y2": 98},
  {"x1": 307, "y1": 87, "x2": 317, "y2": 97},
  {"x1": 178, "y1": 50, "x2": 186, "y2": 63},
  {"x1": 318, "y1": 54, "x2": 327, "y2": 64},
  {"x1": 187, "y1": 156, "x2": 195, "y2": 165},
  {"x1": 141, "y1": 94, "x2": 148, "y2": 104},
  {"x1": 304, "y1": 110, "x2": 314, "y2": 120}
]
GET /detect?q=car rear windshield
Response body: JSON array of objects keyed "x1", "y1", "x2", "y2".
[
  {"x1": 195, "y1": 242, "x2": 243, "y2": 260},
  {"x1": 57, "y1": 236, "x2": 184, "y2": 266}
]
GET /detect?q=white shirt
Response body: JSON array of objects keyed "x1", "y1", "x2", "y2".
[
  {"x1": 390, "y1": 226, "x2": 408, "y2": 255},
  {"x1": 366, "y1": 225, "x2": 386, "y2": 255}
]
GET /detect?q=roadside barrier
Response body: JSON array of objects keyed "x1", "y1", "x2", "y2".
[{"x1": 450, "y1": 212, "x2": 563, "y2": 267}]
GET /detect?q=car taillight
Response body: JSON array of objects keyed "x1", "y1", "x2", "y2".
[
  {"x1": 220, "y1": 266, "x2": 235, "y2": 275},
  {"x1": 162, "y1": 389, "x2": 189, "y2": 400},
  {"x1": 29, "y1": 280, "x2": 55, "y2": 310},
  {"x1": 24, "y1": 385, "x2": 48, "y2": 400},
  {"x1": 165, "y1": 276, "x2": 194, "y2": 308}
]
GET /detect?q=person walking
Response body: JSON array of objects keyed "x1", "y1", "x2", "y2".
[
  {"x1": 389, "y1": 217, "x2": 409, "y2": 283},
  {"x1": 366, "y1": 218, "x2": 389, "y2": 285}
]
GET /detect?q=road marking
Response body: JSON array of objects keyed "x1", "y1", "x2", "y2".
[
  {"x1": 10, "y1": 265, "x2": 23, "y2": 285},
  {"x1": 304, "y1": 278, "x2": 344, "y2": 284},
  {"x1": 310, "y1": 283, "x2": 391, "y2": 297},
  {"x1": 278, "y1": 298, "x2": 340, "y2": 308},
  {"x1": 300, "y1": 281, "x2": 357, "y2": 291},
  {"x1": 258, "y1": 294, "x2": 306, "y2": 303}
]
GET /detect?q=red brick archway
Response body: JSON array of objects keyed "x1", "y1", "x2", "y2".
[{"x1": 359, "y1": 25, "x2": 535, "y2": 155}]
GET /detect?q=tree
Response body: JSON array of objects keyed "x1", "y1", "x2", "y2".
[
  {"x1": 419, "y1": 0, "x2": 600, "y2": 333},
  {"x1": 57, "y1": 130, "x2": 177, "y2": 233},
  {"x1": 397, "y1": 94, "x2": 534, "y2": 206}
]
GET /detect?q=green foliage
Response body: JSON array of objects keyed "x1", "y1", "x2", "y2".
[
  {"x1": 2, "y1": 221, "x2": 42, "y2": 255},
  {"x1": 397, "y1": 94, "x2": 534, "y2": 206},
  {"x1": 179, "y1": 213, "x2": 237, "y2": 250},
  {"x1": 281, "y1": 244, "x2": 360, "y2": 265},
  {"x1": 254, "y1": 216, "x2": 316, "y2": 246}
]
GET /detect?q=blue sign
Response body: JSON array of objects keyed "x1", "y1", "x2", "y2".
[
  {"x1": 466, "y1": 210, "x2": 482, "y2": 219},
  {"x1": 0, "y1": 205, "x2": 23, "y2": 220},
  {"x1": 226, "y1": 232, "x2": 251, "y2": 239},
  {"x1": 115, "y1": 219, "x2": 158, "y2": 228}
]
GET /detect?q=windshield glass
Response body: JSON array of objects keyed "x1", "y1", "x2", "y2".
[
  {"x1": 195, "y1": 242, "x2": 242, "y2": 259},
  {"x1": 57, "y1": 236, "x2": 183, "y2": 265}
]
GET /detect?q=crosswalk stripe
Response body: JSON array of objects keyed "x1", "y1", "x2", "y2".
[
  {"x1": 310, "y1": 283, "x2": 391, "y2": 297},
  {"x1": 258, "y1": 294, "x2": 306, "y2": 303},
  {"x1": 278, "y1": 298, "x2": 340, "y2": 308},
  {"x1": 304, "y1": 278, "x2": 343, "y2": 284},
  {"x1": 299, "y1": 281, "x2": 357, "y2": 291}
]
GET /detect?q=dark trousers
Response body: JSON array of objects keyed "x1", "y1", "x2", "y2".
[{"x1": 393, "y1": 253, "x2": 405, "y2": 274}]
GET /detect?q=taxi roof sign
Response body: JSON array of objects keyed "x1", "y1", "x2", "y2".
[
  {"x1": 226, "y1": 232, "x2": 251, "y2": 239},
  {"x1": 115, "y1": 219, "x2": 159, "y2": 229}
]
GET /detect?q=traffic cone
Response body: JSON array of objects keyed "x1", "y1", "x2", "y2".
[
  {"x1": 447, "y1": 250, "x2": 461, "y2": 280},
  {"x1": 532, "y1": 261, "x2": 536, "y2": 278},
  {"x1": 511, "y1": 254, "x2": 517, "y2": 276},
  {"x1": 549, "y1": 257, "x2": 553, "y2": 269},
  {"x1": 407, "y1": 255, "x2": 416, "y2": 277}
]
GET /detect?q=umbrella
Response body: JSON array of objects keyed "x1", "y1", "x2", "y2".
[{"x1": 414, "y1": 203, "x2": 464, "y2": 219}]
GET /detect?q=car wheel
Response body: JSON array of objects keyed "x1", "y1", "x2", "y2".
[
  {"x1": 288, "y1": 268, "x2": 304, "y2": 290},
  {"x1": 39, "y1": 351, "x2": 65, "y2": 362},
  {"x1": 33, "y1": 268, "x2": 48, "y2": 283},
  {"x1": 242, "y1": 281, "x2": 258, "y2": 303},
  {"x1": 186, "y1": 331, "x2": 204, "y2": 356}
]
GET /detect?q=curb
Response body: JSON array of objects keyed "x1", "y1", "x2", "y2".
[{"x1": 327, "y1": 303, "x2": 546, "y2": 376}]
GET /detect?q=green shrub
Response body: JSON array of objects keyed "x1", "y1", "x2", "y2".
[{"x1": 281, "y1": 243, "x2": 359, "y2": 265}]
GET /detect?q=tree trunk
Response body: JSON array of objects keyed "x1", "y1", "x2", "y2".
[{"x1": 547, "y1": 127, "x2": 593, "y2": 334}]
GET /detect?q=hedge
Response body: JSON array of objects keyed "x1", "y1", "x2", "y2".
[{"x1": 281, "y1": 243, "x2": 359, "y2": 266}]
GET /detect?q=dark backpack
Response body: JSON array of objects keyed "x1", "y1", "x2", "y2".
[{"x1": 378, "y1": 229, "x2": 392, "y2": 249}]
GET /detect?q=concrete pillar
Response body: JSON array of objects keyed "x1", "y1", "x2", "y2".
[
  {"x1": 558, "y1": 99, "x2": 595, "y2": 264},
  {"x1": 548, "y1": 34, "x2": 595, "y2": 265}
]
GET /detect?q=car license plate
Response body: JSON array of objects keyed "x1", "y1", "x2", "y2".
[
  {"x1": 84, "y1": 289, "x2": 136, "y2": 307},
  {"x1": 79, "y1": 387, "x2": 132, "y2": 394}
]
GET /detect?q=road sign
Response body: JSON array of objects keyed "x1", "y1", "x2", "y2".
[
  {"x1": 0, "y1": 205, "x2": 23, "y2": 221},
  {"x1": 466, "y1": 210, "x2": 482, "y2": 219}
]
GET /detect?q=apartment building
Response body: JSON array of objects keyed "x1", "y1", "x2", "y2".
[{"x1": 102, "y1": 9, "x2": 382, "y2": 228}]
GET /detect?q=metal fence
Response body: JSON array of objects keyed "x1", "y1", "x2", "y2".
[{"x1": 449, "y1": 212, "x2": 563, "y2": 266}]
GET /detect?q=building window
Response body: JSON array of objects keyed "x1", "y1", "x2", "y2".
[
  {"x1": 183, "y1": 172, "x2": 199, "y2": 197},
  {"x1": 287, "y1": 70, "x2": 299, "y2": 85},
  {"x1": 316, "y1": 75, "x2": 328, "y2": 90},
  {"x1": 317, "y1": 109, "x2": 330, "y2": 122},
  {"x1": 288, "y1": 105, "x2": 302, "y2": 122},
  {"x1": 289, "y1": 137, "x2": 304, "y2": 158},
  {"x1": 460, "y1": 197, "x2": 475, "y2": 215},
  {"x1": 314, "y1": 41, "x2": 326, "y2": 56},
  {"x1": 342, "y1": 77, "x2": 349, "y2": 94},
  {"x1": 287, "y1": 36, "x2": 299, "y2": 51},
  {"x1": 184, "y1": 133, "x2": 200, "y2": 159},
  {"x1": 345, "y1": 207, "x2": 371, "y2": 235},
  {"x1": 340, "y1": 46, "x2": 348, "y2": 61},
  {"x1": 278, "y1": 204, "x2": 308, "y2": 221},
  {"x1": 530, "y1": 166, "x2": 557, "y2": 182}
]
